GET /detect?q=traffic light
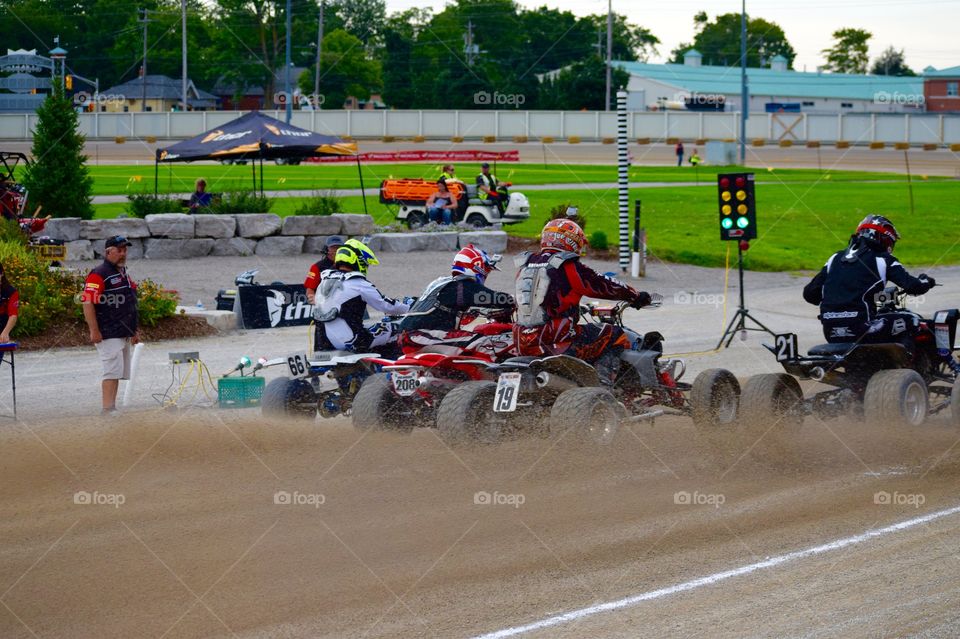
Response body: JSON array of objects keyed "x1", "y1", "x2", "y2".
[
  {"x1": 717, "y1": 172, "x2": 757, "y2": 241},
  {"x1": 65, "y1": 75, "x2": 73, "y2": 90}
]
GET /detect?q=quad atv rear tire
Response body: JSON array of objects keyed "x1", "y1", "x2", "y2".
[
  {"x1": 951, "y1": 379, "x2": 960, "y2": 428},
  {"x1": 864, "y1": 369, "x2": 928, "y2": 427},
  {"x1": 261, "y1": 377, "x2": 317, "y2": 419},
  {"x1": 690, "y1": 368, "x2": 741, "y2": 429},
  {"x1": 740, "y1": 373, "x2": 804, "y2": 430},
  {"x1": 550, "y1": 387, "x2": 621, "y2": 446},
  {"x1": 351, "y1": 373, "x2": 411, "y2": 432},
  {"x1": 436, "y1": 381, "x2": 503, "y2": 444}
]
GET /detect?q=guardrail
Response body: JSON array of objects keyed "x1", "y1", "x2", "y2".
[{"x1": 2, "y1": 109, "x2": 959, "y2": 145}]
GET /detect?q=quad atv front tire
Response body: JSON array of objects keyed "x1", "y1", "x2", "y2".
[
  {"x1": 690, "y1": 368, "x2": 741, "y2": 429},
  {"x1": 351, "y1": 373, "x2": 411, "y2": 432},
  {"x1": 740, "y1": 373, "x2": 804, "y2": 430},
  {"x1": 550, "y1": 387, "x2": 621, "y2": 446},
  {"x1": 863, "y1": 369, "x2": 928, "y2": 427},
  {"x1": 261, "y1": 377, "x2": 317, "y2": 419}
]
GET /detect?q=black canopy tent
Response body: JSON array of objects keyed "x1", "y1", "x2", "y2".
[{"x1": 154, "y1": 111, "x2": 366, "y2": 213}]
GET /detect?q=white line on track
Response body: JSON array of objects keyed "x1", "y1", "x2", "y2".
[{"x1": 472, "y1": 504, "x2": 960, "y2": 639}]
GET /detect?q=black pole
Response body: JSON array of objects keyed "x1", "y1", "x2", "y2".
[
  {"x1": 259, "y1": 156, "x2": 264, "y2": 197},
  {"x1": 251, "y1": 159, "x2": 256, "y2": 191},
  {"x1": 738, "y1": 243, "x2": 746, "y2": 312},
  {"x1": 154, "y1": 158, "x2": 159, "y2": 196},
  {"x1": 356, "y1": 155, "x2": 368, "y2": 215},
  {"x1": 633, "y1": 200, "x2": 640, "y2": 252}
]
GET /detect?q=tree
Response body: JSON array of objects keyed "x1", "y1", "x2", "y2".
[
  {"x1": 669, "y1": 13, "x2": 796, "y2": 69},
  {"x1": 299, "y1": 29, "x2": 381, "y2": 108},
  {"x1": 822, "y1": 28, "x2": 871, "y2": 74},
  {"x1": 871, "y1": 46, "x2": 915, "y2": 76},
  {"x1": 537, "y1": 56, "x2": 629, "y2": 110},
  {"x1": 22, "y1": 79, "x2": 93, "y2": 220},
  {"x1": 583, "y1": 13, "x2": 659, "y2": 62},
  {"x1": 328, "y1": 0, "x2": 386, "y2": 46}
]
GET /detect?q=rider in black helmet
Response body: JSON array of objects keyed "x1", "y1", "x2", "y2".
[{"x1": 803, "y1": 214, "x2": 935, "y2": 345}]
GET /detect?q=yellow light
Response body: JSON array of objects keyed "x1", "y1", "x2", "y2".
[
  {"x1": 721, "y1": 191, "x2": 732, "y2": 202},
  {"x1": 738, "y1": 204, "x2": 747, "y2": 214},
  {"x1": 736, "y1": 190, "x2": 747, "y2": 201},
  {"x1": 722, "y1": 204, "x2": 732, "y2": 215}
]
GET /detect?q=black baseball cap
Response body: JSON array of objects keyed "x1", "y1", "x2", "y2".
[
  {"x1": 481, "y1": 162, "x2": 490, "y2": 168},
  {"x1": 325, "y1": 235, "x2": 345, "y2": 248},
  {"x1": 105, "y1": 235, "x2": 132, "y2": 249}
]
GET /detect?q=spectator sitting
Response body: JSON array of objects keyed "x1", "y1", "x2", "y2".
[
  {"x1": 426, "y1": 179, "x2": 458, "y2": 225},
  {"x1": 440, "y1": 164, "x2": 464, "y2": 185},
  {"x1": 0, "y1": 263, "x2": 19, "y2": 343},
  {"x1": 188, "y1": 178, "x2": 212, "y2": 213}
]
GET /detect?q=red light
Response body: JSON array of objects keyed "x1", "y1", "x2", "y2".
[
  {"x1": 739, "y1": 240, "x2": 750, "y2": 251},
  {"x1": 735, "y1": 176, "x2": 746, "y2": 188},
  {"x1": 719, "y1": 177, "x2": 730, "y2": 189}
]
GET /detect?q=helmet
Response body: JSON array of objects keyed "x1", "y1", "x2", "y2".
[
  {"x1": 451, "y1": 244, "x2": 500, "y2": 285},
  {"x1": 334, "y1": 238, "x2": 379, "y2": 274},
  {"x1": 855, "y1": 215, "x2": 900, "y2": 252},
  {"x1": 541, "y1": 218, "x2": 586, "y2": 255}
]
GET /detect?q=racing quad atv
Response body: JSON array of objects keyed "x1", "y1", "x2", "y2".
[
  {"x1": 434, "y1": 300, "x2": 741, "y2": 445},
  {"x1": 743, "y1": 287, "x2": 960, "y2": 428},
  {"x1": 350, "y1": 309, "x2": 516, "y2": 433},
  {"x1": 256, "y1": 316, "x2": 404, "y2": 419}
]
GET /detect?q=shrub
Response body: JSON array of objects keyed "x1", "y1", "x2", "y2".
[
  {"x1": 126, "y1": 193, "x2": 184, "y2": 218},
  {"x1": 293, "y1": 190, "x2": 343, "y2": 216},
  {"x1": 136, "y1": 279, "x2": 179, "y2": 328},
  {"x1": 544, "y1": 203, "x2": 587, "y2": 231},
  {"x1": 209, "y1": 191, "x2": 273, "y2": 214},
  {"x1": 588, "y1": 231, "x2": 609, "y2": 250},
  {"x1": 0, "y1": 219, "x2": 28, "y2": 246}
]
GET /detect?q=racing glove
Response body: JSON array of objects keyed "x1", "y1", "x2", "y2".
[
  {"x1": 918, "y1": 274, "x2": 936, "y2": 290},
  {"x1": 630, "y1": 292, "x2": 653, "y2": 309}
]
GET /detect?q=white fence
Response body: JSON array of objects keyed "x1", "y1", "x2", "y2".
[{"x1": 2, "y1": 109, "x2": 959, "y2": 145}]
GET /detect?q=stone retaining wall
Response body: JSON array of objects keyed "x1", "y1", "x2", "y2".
[{"x1": 42, "y1": 214, "x2": 508, "y2": 260}]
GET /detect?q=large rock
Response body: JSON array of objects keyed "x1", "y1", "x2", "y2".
[
  {"x1": 376, "y1": 232, "x2": 459, "y2": 252},
  {"x1": 145, "y1": 213, "x2": 195, "y2": 239},
  {"x1": 143, "y1": 238, "x2": 214, "y2": 259},
  {"x1": 211, "y1": 237, "x2": 257, "y2": 256},
  {"x1": 303, "y1": 236, "x2": 332, "y2": 254},
  {"x1": 255, "y1": 235, "x2": 304, "y2": 256},
  {"x1": 92, "y1": 238, "x2": 144, "y2": 260},
  {"x1": 42, "y1": 217, "x2": 83, "y2": 241},
  {"x1": 282, "y1": 215, "x2": 342, "y2": 236},
  {"x1": 194, "y1": 214, "x2": 237, "y2": 239},
  {"x1": 331, "y1": 214, "x2": 375, "y2": 236},
  {"x1": 81, "y1": 218, "x2": 151, "y2": 239},
  {"x1": 235, "y1": 213, "x2": 282, "y2": 238},
  {"x1": 64, "y1": 239, "x2": 94, "y2": 261},
  {"x1": 458, "y1": 231, "x2": 508, "y2": 255}
]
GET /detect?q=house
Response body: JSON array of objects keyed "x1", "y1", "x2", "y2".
[
  {"x1": 344, "y1": 93, "x2": 386, "y2": 110},
  {"x1": 617, "y1": 50, "x2": 925, "y2": 114},
  {"x1": 212, "y1": 67, "x2": 308, "y2": 111},
  {"x1": 923, "y1": 66, "x2": 960, "y2": 112},
  {"x1": 97, "y1": 74, "x2": 218, "y2": 112}
]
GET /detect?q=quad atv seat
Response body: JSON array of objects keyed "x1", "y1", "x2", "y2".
[{"x1": 808, "y1": 343, "x2": 857, "y2": 356}]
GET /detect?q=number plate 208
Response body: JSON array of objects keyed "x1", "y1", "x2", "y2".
[{"x1": 493, "y1": 373, "x2": 522, "y2": 412}]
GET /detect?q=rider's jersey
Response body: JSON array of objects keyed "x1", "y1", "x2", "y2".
[
  {"x1": 400, "y1": 275, "x2": 514, "y2": 332},
  {"x1": 803, "y1": 240, "x2": 932, "y2": 326},
  {"x1": 514, "y1": 250, "x2": 643, "y2": 355},
  {"x1": 314, "y1": 270, "x2": 409, "y2": 350}
]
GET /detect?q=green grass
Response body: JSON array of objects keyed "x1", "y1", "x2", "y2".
[{"x1": 74, "y1": 162, "x2": 948, "y2": 197}]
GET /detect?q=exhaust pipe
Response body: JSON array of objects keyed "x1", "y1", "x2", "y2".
[
  {"x1": 535, "y1": 372, "x2": 578, "y2": 393},
  {"x1": 809, "y1": 366, "x2": 825, "y2": 381}
]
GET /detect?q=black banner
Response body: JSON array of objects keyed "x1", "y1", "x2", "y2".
[{"x1": 237, "y1": 285, "x2": 313, "y2": 329}]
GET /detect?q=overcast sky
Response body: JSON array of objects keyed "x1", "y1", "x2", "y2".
[{"x1": 385, "y1": 0, "x2": 959, "y2": 73}]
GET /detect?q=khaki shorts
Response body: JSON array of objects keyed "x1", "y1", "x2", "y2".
[{"x1": 96, "y1": 338, "x2": 131, "y2": 380}]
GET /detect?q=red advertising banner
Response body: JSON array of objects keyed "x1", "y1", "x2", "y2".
[{"x1": 307, "y1": 150, "x2": 520, "y2": 163}]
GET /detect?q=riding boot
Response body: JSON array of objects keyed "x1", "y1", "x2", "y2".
[{"x1": 595, "y1": 351, "x2": 621, "y2": 387}]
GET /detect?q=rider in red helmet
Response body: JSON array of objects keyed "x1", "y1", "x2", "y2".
[
  {"x1": 514, "y1": 219, "x2": 654, "y2": 384},
  {"x1": 398, "y1": 244, "x2": 515, "y2": 358},
  {"x1": 803, "y1": 214, "x2": 935, "y2": 344}
]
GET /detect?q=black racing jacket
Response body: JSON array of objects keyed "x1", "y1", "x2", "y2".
[
  {"x1": 803, "y1": 240, "x2": 932, "y2": 325},
  {"x1": 400, "y1": 276, "x2": 514, "y2": 332}
]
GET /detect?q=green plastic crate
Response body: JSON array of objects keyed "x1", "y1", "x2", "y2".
[{"x1": 217, "y1": 376, "x2": 265, "y2": 408}]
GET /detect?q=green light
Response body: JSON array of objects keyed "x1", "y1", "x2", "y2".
[
  {"x1": 737, "y1": 217, "x2": 749, "y2": 228},
  {"x1": 722, "y1": 218, "x2": 733, "y2": 229}
]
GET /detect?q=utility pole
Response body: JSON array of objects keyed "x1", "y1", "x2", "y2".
[
  {"x1": 181, "y1": 0, "x2": 187, "y2": 111},
  {"x1": 314, "y1": 2, "x2": 324, "y2": 104},
  {"x1": 464, "y1": 19, "x2": 476, "y2": 66},
  {"x1": 605, "y1": 0, "x2": 613, "y2": 111},
  {"x1": 285, "y1": 0, "x2": 292, "y2": 123},
  {"x1": 138, "y1": 8, "x2": 151, "y2": 111},
  {"x1": 739, "y1": 0, "x2": 748, "y2": 164}
]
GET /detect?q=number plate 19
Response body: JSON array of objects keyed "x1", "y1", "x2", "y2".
[
  {"x1": 286, "y1": 352, "x2": 310, "y2": 378},
  {"x1": 493, "y1": 373, "x2": 522, "y2": 413}
]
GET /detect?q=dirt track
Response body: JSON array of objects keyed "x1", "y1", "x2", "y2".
[{"x1": 1, "y1": 408, "x2": 959, "y2": 638}]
